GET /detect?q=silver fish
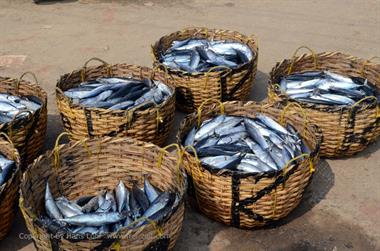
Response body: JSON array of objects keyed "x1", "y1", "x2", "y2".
[
  {"x1": 243, "y1": 138, "x2": 277, "y2": 170},
  {"x1": 55, "y1": 197, "x2": 83, "y2": 218},
  {"x1": 115, "y1": 181, "x2": 129, "y2": 213},
  {"x1": 194, "y1": 115, "x2": 226, "y2": 141},
  {"x1": 255, "y1": 114, "x2": 289, "y2": 135},
  {"x1": 82, "y1": 196, "x2": 99, "y2": 213},
  {"x1": 144, "y1": 179, "x2": 160, "y2": 204},
  {"x1": 200, "y1": 153, "x2": 242, "y2": 169},
  {"x1": 61, "y1": 212, "x2": 126, "y2": 226},
  {"x1": 45, "y1": 182, "x2": 63, "y2": 220},
  {"x1": 184, "y1": 127, "x2": 196, "y2": 146},
  {"x1": 106, "y1": 191, "x2": 117, "y2": 212}
]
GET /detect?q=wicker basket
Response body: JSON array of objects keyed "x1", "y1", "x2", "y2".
[
  {"x1": 176, "y1": 100, "x2": 322, "y2": 228},
  {"x1": 0, "y1": 72, "x2": 47, "y2": 167},
  {"x1": 20, "y1": 136, "x2": 186, "y2": 251},
  {"x1": 0, "y1": 133, "x2": 21, "y2": 240},
  {"x1": 56, "y1": 58, "x2": 176, "y2": 146},
  {"x1": 268, "y1": 47, "x2": 380, "y2": 157},
  {"x1": 151, "y1": 27, "x2": 258, "y2": 113}
]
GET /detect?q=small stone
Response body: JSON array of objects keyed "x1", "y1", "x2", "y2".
[
  {"x1": 144, "y1": 2, "x2": 154, "y2": 6},
  {"x1": 41, "y1": 25, "x2": 52, "y2": 29}
]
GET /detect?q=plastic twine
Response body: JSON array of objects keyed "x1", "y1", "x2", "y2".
[{"x1": 287, "y1": 46, "x2": 318, "y2": 75}]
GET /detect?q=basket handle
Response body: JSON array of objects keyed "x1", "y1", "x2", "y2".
[
  {"x1": 279, "y1": 102, "x2": 309, "y2": 138},
  {"x1": 349, "y1": 96, "x2": 379, "y2": 118},
  {"x1": 283, "y1": 153, "x2": 314, "y2": 175},
  {"x1": 287, "y1": 46, "x2": 318, "y2": 75},
  {"x1": 53, "y1": 132, "x2": 71, "y2": 169},
  {"x1": 151, "y1": 63, "x2": 170, "y2": 84},
  {"x1": 157, "y1": 143, "x2": 184, "y2": 187},
  {"x1": 4, "y1": 110, "x2": 33, "y2": 139},
  {"x1": 80, "y1": 57, "x2": 113, "y2": 82},
  {"x1": 16, "y1": 72, "x2": 39, "y2": 93},
  {"x1": 197, "y1": 99, "x2": 225, "y2": 127},
  {"x1": 204, "y1": 65, "x2": 233, "y2": 91}
]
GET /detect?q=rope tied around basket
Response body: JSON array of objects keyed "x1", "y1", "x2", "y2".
[
  {"x1": 197, "y1": 99, "x2": 225, "y2": 127},
  {"x1": 349, "y1": 96, "x2": 379, "y2": 118},
  {"x1": 0, "y1": 132, "x2": 16, "y2": 160},
  {"x1": 157, "y1": 144, "x2": 184, "y2": 187},
  {"x1": 287, "y1": 46, "x2": 318, "y2": 75},
  {"x1": 4, "y1": 110, "x2": 32, "y2": 142},
  {"x1": 283, "y1": 153, "x2": 314, "y2": 176},
  {"x1": 182, "y1": 145, "x2": 203, "y2": 178},
  {"x1": 81, "y1": 139, "x2": 93, "y2": 158},
  {"x1": 181, "y1": 145, "x2": 202, "y2": 206},
  {"x1": 151, "y1": 63, "x2": 171, "y2": 85},
  {"x1": 16, "y1": 72, "x2": 39, "y2": 94},
  {"x1": 281, "y1": 152, "x2": 313, "y2": 189},
  {"x1": 109, "y1": 215, "x2": 165, "y2": 251},
  {"x1": 280, "y1": 102, "x2": 309, "y2": 138},
  {"x1": 53, "y1": 132, "x2": 71, "y2": 170},
  {"x1": 204, "y1": 66, "x2": 233, "y2": 100},
  {"x1": 80, "y1": 57, "x2": 113, "y2": 82}
]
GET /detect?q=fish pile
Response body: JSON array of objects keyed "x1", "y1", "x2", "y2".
[
  {"x1": 183, "y1": 114, "x2": 310, "y2": 173},
  {"x1": 42, "y1": 179, "x2": 179, "y2": 235},
  {"x1": 0, "y1": 93, "x2": 42, "y2": 124},
  {"x1": 0, "y1": 154, "x2": 16, "y2": 187},
  {"x1": 160, "y1": 38, "x2": 254, "y2": 73},
  {"x1": 63, "y1": 77, "x2": 173, "y2": 110},
  {"x1": 280, "y1": 71, "x2": 379, "y2": 106}
]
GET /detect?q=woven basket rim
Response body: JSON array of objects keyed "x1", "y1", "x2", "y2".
[
  {"x1": 176, "y1": 101, "x2": 322, "y2": 178},
  {"x1": 151, "y1": 27, "x2": 259, "y2": 77},
  {"x1": 0, "y1": 76, "x2": 48, "y2": 128},
  {"x1": 0, "y1": 139, "x2": 21, "y2": 195},
  {"x1": 56, "y1": 64, "x2": 176, "y2": 116},
  {"x1": 20, "y1": 136, "x2": 186, "y2": 239},
  {"x1": 268, "y1": 51, "x2": 380, "y2": 112}
]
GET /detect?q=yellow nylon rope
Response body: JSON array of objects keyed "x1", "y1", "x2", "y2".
[
  {"x1": 53, "y1": 132, "x2": 71, "y2": 170},
  {"x1": 287, "y1": 46, "x2": 318, "y2": 75},
  {"x1": 197, "y1": 99, "x2": 225, "y2": 127}
]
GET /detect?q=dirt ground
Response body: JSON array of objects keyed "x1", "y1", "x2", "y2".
[{"x1": 0, "y1": 0, "x2": 379, "y2": 250}]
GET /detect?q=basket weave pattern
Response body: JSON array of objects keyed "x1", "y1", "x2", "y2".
[
  {"x1": 268, "y1": 51, "x2": 380, "y2": 157},
  {"x1": 56, "y1": 63, "x2": 176, "y2": 146},
  {"x1": 0, "y1": 76, "x2": 47, "y2": 166},
  {"x1": 0, "y1": 137, "x2": 21, "y2": 240},
  {"x1": 20, "y1": 137, "x2": 185, "y2": 251},
  {"x1": 152, "y1": 27, "x2": 259, "y2": 113},
  {"x1": 177, "y1": 101, "x2": 321, "y2": 228}
]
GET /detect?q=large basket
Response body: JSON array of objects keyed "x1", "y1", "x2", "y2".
[
  {"x1": 152, "y1": 27, "x2": 258, "y2": 113},
  {"x1": 20, "y1": 136, "x2": 186, "y2": 251},
  {"x1": 268, "y1": 47, "x2": 380, "y2": 157},
  {"x1": 176, "y1": 100, "x2": 322, "y2": 228},
  {"x1": 0, "y1": 72, "x2": 47, "y2": 167},
  {"x1": 0, "y1": 133, "x2": 21, "y2": 240},
  {"x1": 56, "y1": 58, "x2": 176, "y2": 146}
]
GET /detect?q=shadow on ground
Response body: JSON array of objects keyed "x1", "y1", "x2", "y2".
[
  {"x1": 249, "y1": 70, "x2": 268, "y2": 102},
  {"x1": 33, "y1": 0, "x2": 77, "y2": 5},
  {"x1": 175, "y1": 159, "x2": 375, "y2": 251}
]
